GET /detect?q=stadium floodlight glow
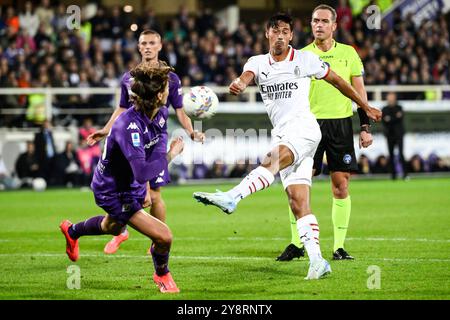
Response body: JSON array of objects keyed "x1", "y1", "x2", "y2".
[
  {"x1": 130, "y1": 24, "x2": 138, "y2": 32},
  {"x1": 123, "y1": 5, "x2": 133, "y2": 13}
]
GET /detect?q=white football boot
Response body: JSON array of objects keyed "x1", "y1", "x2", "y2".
[
  {"x1": 304, "y1": 258, "x2": 332, "y2": 280},
  {"x1": 193, "y1": 190, "x2": 237, "y2": 214}
]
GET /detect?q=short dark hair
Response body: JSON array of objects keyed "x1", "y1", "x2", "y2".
[
  {"x1": 139, "y1": 29, "x2": 161, "y2": 39},
  {"x1": 312, "y1": 4, "x2": 337, "y2": 22},
  {"x1": 266, "y1": 12, "x2": 294, "y2": 31}
]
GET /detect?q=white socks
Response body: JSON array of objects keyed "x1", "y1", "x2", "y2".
[
  {"x1": 297, "y1": 214, "x2": 323, "y2": 263},
  {"x1": 227, "y1": 166, "x2": 275, "y2": 203}
]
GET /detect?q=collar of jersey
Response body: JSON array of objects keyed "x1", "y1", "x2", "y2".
[
  {"x1": 268, "y1": 46, "x2": 294, "y2": 65},
  {"x1": 312, "y1": 39, "x2": 337, "y2": 53}
]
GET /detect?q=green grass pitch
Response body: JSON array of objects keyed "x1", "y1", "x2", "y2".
[{"x1": 0, "y1": 178, "x2": 449, "y2": 300}]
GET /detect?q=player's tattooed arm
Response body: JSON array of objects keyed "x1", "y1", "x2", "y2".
[{"x1": 229, "y1": 71, "x2": 255, "y2": 95}]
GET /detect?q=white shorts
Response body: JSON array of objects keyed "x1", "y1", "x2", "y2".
[{"x1": 271, "y1": 114, "x2": 321, "y2": 189}]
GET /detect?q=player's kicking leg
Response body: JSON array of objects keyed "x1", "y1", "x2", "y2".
[
  {"x1": 193, "y1": 165, "x2": 275, "y2": 213},
  {"x1": 193, "y1": 146, "x2": 289, "y2": 213}
]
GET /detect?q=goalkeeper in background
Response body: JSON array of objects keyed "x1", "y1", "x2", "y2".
[{"x1": 277, "y1": 4, "x2": 373, "y2": 261}]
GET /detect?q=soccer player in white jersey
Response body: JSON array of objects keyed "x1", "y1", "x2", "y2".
[{"x1": 193, "y1": 13, "x2": 381, "y2": 280}]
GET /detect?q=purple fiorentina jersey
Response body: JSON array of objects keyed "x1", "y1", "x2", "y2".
[
  {"x1": 91, "y1": 107, "x2": 166, "y2": 198},
  {"x1": 120, "y1": 70, "x2": 183, "y2": 153}
]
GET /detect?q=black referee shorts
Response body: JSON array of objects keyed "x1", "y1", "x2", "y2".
[{"x1": 313, "y1": 117, "x2": 358, "y2": 176}]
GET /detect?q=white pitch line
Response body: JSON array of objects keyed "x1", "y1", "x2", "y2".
[{"x1": 0, "y1": 253, "x2": 449, "y2": 263}]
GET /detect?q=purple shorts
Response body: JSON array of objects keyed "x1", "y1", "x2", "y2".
[
  {"x1": 149, "y1": 152, "x2": 170, "y2": 189},
  {"x1": 94, "y1": 192, "x2": 145, "y2": 225}
]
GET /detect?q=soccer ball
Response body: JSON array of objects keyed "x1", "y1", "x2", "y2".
[
  {"x1": 32, "y1": 178, "x2": 47, "y2": 192},
  {"x1": 183, "y1": 86, "x2": 219, "y2": 119}
]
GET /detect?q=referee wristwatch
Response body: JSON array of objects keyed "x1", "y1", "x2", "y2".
[{"x1": 360, "y1": 124, "x2": 371, "y2": 133}]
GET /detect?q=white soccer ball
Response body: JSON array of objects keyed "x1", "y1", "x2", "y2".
[
  {"x1": 32, "y1": 178, "x2": 47, "y2": 192},
  {"x1": 182, "y1": 86, "x2": 219, "y2": 119}
]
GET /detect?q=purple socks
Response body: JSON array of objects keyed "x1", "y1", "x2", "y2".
[
  {"x1": 68, "y1": 216, "x2": 105, "y2": 239},
  {"x1": 150, "y1": 245, "x2": 170, "y2": 276}
]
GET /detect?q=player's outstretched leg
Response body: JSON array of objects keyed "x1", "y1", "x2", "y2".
[
  {"x1": 104, "y1": 228, "x2": 129, "y2": 254},
  {"x1": 193, "y1": 166, "x2": 275, "y2": 214}
]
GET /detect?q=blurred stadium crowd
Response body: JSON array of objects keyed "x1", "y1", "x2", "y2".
[{"x1": 0, "y1": 1, "x2": 449, "y2": 189}]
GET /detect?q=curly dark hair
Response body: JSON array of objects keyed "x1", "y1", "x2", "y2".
[{"x1": 129, "y1": 62, "x2": 173, "y2": 116}]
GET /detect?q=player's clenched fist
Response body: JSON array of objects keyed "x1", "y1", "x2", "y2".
[{"x1": 229, "y1": 78, "x2": 247, "y2": 95}]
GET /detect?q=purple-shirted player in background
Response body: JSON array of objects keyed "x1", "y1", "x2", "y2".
[
  {"x1": 60, "y1": 64, "x2": 183, "y2": 293},
  {"x1": 87, "y1": 29, "x2": 205, "y2": 254}
]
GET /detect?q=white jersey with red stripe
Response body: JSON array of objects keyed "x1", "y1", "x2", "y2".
[{"x1": 243, "y1": 46, "x2": 330, "y2": 129}]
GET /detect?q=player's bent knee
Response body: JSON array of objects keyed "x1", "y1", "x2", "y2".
[
  {"x1": 153, "y1": 228, "x2": 172, "y2": 248},
  {"x1": 101, "y1": 217, "x2": 122, "y2": 235}
]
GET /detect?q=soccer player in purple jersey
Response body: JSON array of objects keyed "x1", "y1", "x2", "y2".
[
  {"x1": 87, "y1": 29, "x2": 205, "y2": 254},
  {"x1": 60, "y1": 64, "x2": 183, "y2": 293}
]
